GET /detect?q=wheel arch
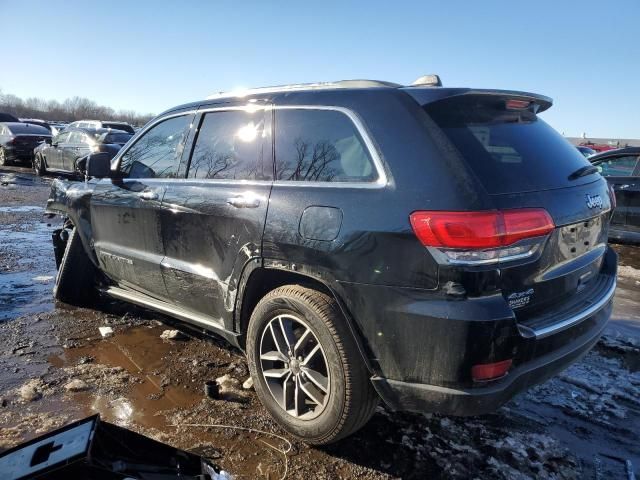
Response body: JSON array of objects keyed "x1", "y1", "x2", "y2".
[
  {"x1": 46, "y1": 178, "x2": 99, "y2": 268},
  {"x1": 235, "y1": 265, "x2": 379, "y2": 375}
]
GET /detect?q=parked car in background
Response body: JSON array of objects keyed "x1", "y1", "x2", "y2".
[
  {"x1": 49, "y1": 124, "x2": 66, "y2": 136},
  {"x1": 46, "y1": 78, "x2": 617, "y2": 444},
  {"x1": 0, "y1": 112, "x2": 20, "y2": 123},
  {"x1": 590, "y1": 147, "x2": 640, "y2": 242},
  {"x1": 576, "y1": 145, "x2": 596, "y2": 158},
  {"x1": 33, "y1": 127, "x2": 132, "y2": 175},
  {"x1": 0, "y1": 122, "x2": 51, "y2": 166},
  {"x1": 19, "y1": 118, "x2": 54, "y2": 133},
  {"x1": 579, "y1": 141, "x2": 616, "y2": 153},
  {"x1": 66, "y1": 120, "x2": 135, "y2": 134}
]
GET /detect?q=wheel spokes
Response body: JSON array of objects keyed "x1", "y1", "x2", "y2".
[
  {"x1": 268, "y1": 322, "x2": 286, "y2": 355},
  {"x1": 293, "y1": 327, "x2": 312, "y2": 355},
  {"x1": 282, "y1": 371, "x2": 293, "y2": 411},
  {"x1": 302, "y1": 367, "x2": 329, "y2": 393},
  {"x1": 263, "y1": 368, "x2": 291, "y2": 378},
  {"x1": 260, "y1": 350, "x2": 288, "y2": 362},
  {"x1": 302, "y1": 343, "x2": 321, "y2": 366},
  {"x1": 299, "y1": 379, "x2": 323, "y2": 406},
  {"x1": 293, "y1": 376, "x2": 306, "y2": 416},
  {"x1": 259, "y1": 313, "x2": 330, "y2": 420},
  {"x1": 278, "y1": 316, "x2": 295, "y2": 352}
]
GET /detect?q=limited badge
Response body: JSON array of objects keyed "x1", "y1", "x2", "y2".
[{"x1": 507, "y1": 288, "x2": 534, "y2": 309}]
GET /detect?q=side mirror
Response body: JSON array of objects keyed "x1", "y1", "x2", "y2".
[{"x1": 86, "y1": 152, "x2": 113, "y2": 178}]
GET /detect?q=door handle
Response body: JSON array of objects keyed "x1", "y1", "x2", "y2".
[
  {"x1": 139, "y1": 190, "x2": 159, "y2": 201},
  {"x1": 227, "y1": 195, "x2": 261, "y2": 208}
]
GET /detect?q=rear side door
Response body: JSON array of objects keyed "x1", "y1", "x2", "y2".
[
  {"x1": 597, "y1": 154, "x2": 640, "y2": 229},
  {"x1": 159, "y1": 106, "x2": 272, "y2": 327},
  {"x1": 90, "y1": 112, "x2": 194, "y2": 300},
  {"x1": 46, "y1": 132, "x2": 70, "y2": 169},
  {"x1": 63, "y1": 131, "x2": 90, "y2": 172}
]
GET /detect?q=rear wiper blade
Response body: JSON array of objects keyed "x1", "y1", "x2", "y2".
[{"x1": 568, "y1": 165, "x2": 599, "y2": 181}]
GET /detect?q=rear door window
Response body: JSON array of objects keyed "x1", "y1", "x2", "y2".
[
  {"x1": 187, "y1": 110, "x2": 270, "y2": 180},
  {"x1": 597, "y1": 155, "x2": 639, "y2": 177},
  {"x1": 68, "y1": 132, "x2": 85, "y2": 144},
  {"x1": 55, "y1": 132, "x2": 71, "y2": 144},
  {"x1": 274, "y1": 109, "x2": 377, "y2": 182},
  {"x1": 424, "y1": 96, "x2": 594, "y2": 194}
]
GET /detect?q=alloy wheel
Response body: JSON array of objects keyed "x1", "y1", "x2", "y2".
[
  {"x1": 259, "y1": 314, "x2": 330, "y2": 420},
  {"x1": 0, "y1": 148, "x2": 5, "y2": 166}
]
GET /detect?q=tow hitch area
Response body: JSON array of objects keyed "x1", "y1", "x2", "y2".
[{"x1": 0, "y1": 414, "x2": 230, "y2": 480}]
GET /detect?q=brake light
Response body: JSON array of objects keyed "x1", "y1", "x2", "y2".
[
  {"x1": 410, "y1": 209, "x2": 554, "y2": 249},
  {"x1": 505, "y1": 99, "x2": 530, "y2": 110},
  {"x1": 472, "y1": 359, "x2": 512, "y2": 382},
  {"x1": 410, "y1": 209, "x2": 554, "y2": 265}
]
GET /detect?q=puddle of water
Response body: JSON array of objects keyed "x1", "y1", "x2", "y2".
[
  {"x1": 47, "y1": 326, "x2": 202, "y2": 430},
  {"x1": 0, "y1": 205, "x2": 44, "y2": 213},
  {"x1": 0, "y1": 171, "x2": 49, "y2": 187},
  {"x1": 0, "y1": 220, "x2": 56, "y2": 321}
]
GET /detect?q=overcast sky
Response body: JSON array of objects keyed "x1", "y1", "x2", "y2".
[{"x1": 2, "y1": 0, "x2": 638, "y2": 138}]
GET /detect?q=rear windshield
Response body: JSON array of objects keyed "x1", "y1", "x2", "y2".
[
  {"x1": 101, "y1": 132, "x2": 132, "y2": 144},
  {"x1": 424, "y1": 96, "x2": 593, "y2": 194},
  {"x1": 6, "y1": 123, "x2": 51, "y2": 135},
  {"x1": 103, "y1": 123, "x2": 134, "y2": 133}
]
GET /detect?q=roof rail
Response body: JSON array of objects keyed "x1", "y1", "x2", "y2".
[{"x1": 206, "y1": 79, "x2": 402, "y2": 100}]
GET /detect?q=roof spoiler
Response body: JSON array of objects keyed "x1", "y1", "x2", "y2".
[
  {"x1": 407, "y1": 88, "x2": 553, "y2": 114},
  {"x1": 462, "y1": 89, "x2": 553, "y2": 113}
]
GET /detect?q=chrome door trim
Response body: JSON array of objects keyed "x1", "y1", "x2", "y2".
[{"x1": 111, "y1": 104, "x2": 389, "y2": 189}]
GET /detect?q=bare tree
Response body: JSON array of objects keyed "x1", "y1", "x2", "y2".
[{"x1": 0, "y1": 89, "x2": 154, "y2": 125}]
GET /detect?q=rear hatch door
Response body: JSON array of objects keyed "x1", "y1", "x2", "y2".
[{"x1": 421, "y1": 91, "x2": 614, "y2": 319}]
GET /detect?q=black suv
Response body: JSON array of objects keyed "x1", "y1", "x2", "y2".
[
  {"x1": 589, "y1": 147, "x2": 640, "y2": 243},
  {"x1": 46, "y1": 78, "x2": 617, "y2": 444}
]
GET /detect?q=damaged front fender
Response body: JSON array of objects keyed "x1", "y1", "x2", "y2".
[{"x1": 46, "y1": 178, "x2": 99, "y2": 266}]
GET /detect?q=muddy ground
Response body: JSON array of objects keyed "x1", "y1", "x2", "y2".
[{"x1": 0, "y1": 165, "x2": 638, "y2": 479}]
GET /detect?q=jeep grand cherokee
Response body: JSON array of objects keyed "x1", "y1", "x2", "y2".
[{"x1": 46, "y1": 76, "x2": 617, "y2": 444}]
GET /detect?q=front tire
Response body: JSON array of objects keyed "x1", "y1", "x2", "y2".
[
  {"x1": 54, "y1": 227, "x2": 97, "y2": 306},
  {"x1": 247, "y1": 285, "x2": 379, "y2": 445}
]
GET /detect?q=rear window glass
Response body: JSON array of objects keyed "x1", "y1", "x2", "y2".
[
  {"x1": 103, "y1": 123, "x2": 134, "y2": 133},
  {"x1": 6, "y1": 123, "x2": 50, "y2": 135},
  {"x1": 274, "y1": 109, "x2": 377, "y2": 182},
  {"x1": 101, "y1": 132, "x2": 132, "y2": 144},
  {"x1": 424, "y1": 96, "x2": 593, "y2": 194}
]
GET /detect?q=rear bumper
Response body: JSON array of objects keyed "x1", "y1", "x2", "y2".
[
  {"x1": 4, "y1": 146, "x2": 34, "y2": 162},
  {"x1": 370, "y1": 291, "x2": 611, "y2": 415},
  {"x1": 338, "y1": 247, "x2": 618, "y2": 416}
]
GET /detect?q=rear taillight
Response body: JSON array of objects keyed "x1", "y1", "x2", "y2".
[
  {"x1": 472, "y1": 359, "x2": 512, "y2": 382},
  {"x1": 410, "y1": 209, "x2": 554, "y2": 265}
]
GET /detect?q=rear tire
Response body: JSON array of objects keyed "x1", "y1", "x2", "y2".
[
  {"x1": 33, "y1": 153, "x2": 46, "y2": 175},
  {"x1": 53, "y1": 227, "x2": 97, "y2": 306},
  {"x1": 247, "y1": 285, "x2": 379, "y2": 445}
]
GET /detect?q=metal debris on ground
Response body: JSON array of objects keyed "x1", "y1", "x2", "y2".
[
  {"x1": 98, "y1": 326, "x2": 113, "y2": 338},
  {"x1": 0, "y1": 414, "x2": 230, "y2": 480},
  {"x1": 160, "y1": 329, "x2": 186, "y2": 340}
]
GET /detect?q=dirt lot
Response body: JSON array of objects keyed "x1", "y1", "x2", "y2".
[{"x1": 0, "y1": 165, "x2": 639, "y2": 479}]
